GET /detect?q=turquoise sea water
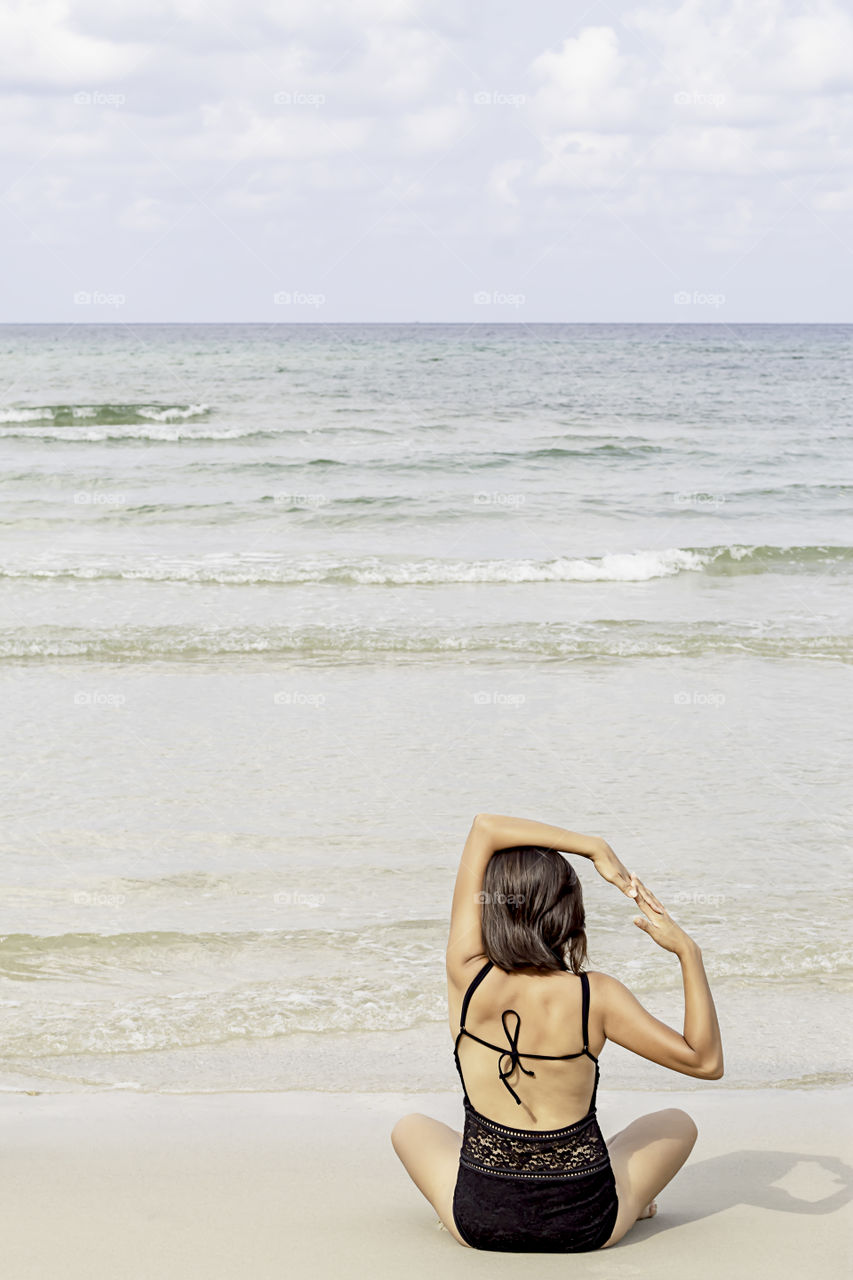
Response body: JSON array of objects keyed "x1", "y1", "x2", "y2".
[{"x1": 0, "y1": 323, "x2": 851, "y2": 1093}]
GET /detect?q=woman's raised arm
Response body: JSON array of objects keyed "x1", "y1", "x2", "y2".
[
  {"x1": 446, "y1": 813, "x2": 638, "y2": 981},
  {"x1": 598, "y1": 894, "x2": 724, "y2": 1079}
]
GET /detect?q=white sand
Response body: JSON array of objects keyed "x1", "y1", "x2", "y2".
[{"x1": 2, "y1": 1087, "x2": 851, "y2": 1278}]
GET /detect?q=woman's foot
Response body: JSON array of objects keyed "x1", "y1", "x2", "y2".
[{"x1": 637, "y1": 1200, "x2": 657, "y2": 1220}]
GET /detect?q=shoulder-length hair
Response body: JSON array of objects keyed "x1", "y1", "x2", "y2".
[{"x1": 480, "y1": 846, "x2": 587, "y2": 974}]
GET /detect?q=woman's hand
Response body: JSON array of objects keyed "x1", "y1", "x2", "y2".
[
  {"x1": 591, "y1": 840, "x2": 635, "y2": 895},
  {"x1": 632, "y1": 892, "x2": 696, "y2": 956},
  {"x1": 591, "y1": 841, "x2": 664, "y2": 910}
]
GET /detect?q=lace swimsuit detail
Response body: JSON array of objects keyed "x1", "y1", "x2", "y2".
[
  {"x1": 451, "y1": 961, "x2": 619, "y2": 1252},
  {"x1": 459, "y1": 1100, "x2": 610, "y2": 1179}
]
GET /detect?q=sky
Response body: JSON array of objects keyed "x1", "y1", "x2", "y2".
[{"x1": 1, "y1": 0, "x2": 852, "y2": 322}]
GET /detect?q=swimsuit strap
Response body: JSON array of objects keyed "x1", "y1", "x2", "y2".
[
  {"x1": 454, "y1": 960, "x2": 494, "y2": 1105},
  {"x1": 580, "y1": 970, "x2": 590, "y2": 1052},
  {"x1": 458, "y1": 959, "x2": 493, "y2": 1030},
  {"x1": 578, "y1": 970, "x2": 600, "y2": 1112}
]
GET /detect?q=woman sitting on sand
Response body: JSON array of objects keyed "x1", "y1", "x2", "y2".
[{"x1": 392, "y1": 813, "x2": 723, "y2": 1252}]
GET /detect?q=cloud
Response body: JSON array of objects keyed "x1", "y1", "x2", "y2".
[
  {"x1": 525, "y1": 1, "x2": 853, "y2": 219},
  {"x1": 0, "y1": 0, "x2": 150, "y2": 91},
  {"x1": 532, "y1": 132, "x2": 634, "y2": 191},
  {"x1": 531, "y1": 27, "x2": 642, "y2": 132},
  {"x1": 487, "y1": 158, "x2": 524, "y2": 206},
  {"x1": 629, "y1": 0, "x2": 853, "y2": 97},
  {"x1": 0, "y1": 0, "x2": 850, "y2": 319},
  {"x1": 118, "y1": 195, "x2": 171, "y2": 231}
]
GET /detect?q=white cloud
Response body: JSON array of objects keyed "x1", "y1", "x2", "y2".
[
  {"x1": 629, "y1": 0, "x2": 853, "y2": 97},
  {"x1": 526, "y1": 2, "x2": 853, "y2": 217},
  {"x1": 0, "y1": 0, "x2": 851, "y2": 319},
  {"x1": 118, "y1": 196, "x2": 171, "y2": 231},
  {"x1": 813, "y1": 184, "x2": 853, "y2": 211},
  {"x1": 531, "y1": 27, "x2": 642, "y2": 131},
  {"x1": 487, "y1": 159, "x2": 524, "y2": 206},
  {"x1": 533, "y1": 132, "x2": 634, "y2": 190},
  {"x1": 395, "y1": 100, "x2": 471, "y2": 152},
  {"x1": 0, "y1": 0, "x2": 150, "y2": 90}
]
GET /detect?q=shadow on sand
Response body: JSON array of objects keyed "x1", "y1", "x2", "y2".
[{"x1": 629, "y1": 1149, "x2": 853, "y2": 1242}]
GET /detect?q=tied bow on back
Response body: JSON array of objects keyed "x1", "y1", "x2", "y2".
[{"x1": 497, "y1": 1009, "x2": 535, "y2": 1105}]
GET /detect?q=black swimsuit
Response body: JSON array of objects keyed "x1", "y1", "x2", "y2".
[{"x1": 452, "y1": 960, "x2": 619, "y2": 1252}]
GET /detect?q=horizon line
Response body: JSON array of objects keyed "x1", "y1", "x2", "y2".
[{"x1": 0, "y1": 319, "x2": 850, "y2": 327}]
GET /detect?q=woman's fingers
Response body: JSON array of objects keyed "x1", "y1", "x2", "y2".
[
  {"x1": 614, "y1": 865, "x2": 664, "y2": 915},
  {"x1": 632, "y1": 877, "x2": 665, "y2": 913},
  {"x1": 642, "y1": 888, "x2": 664, "y2": 913},
  {"x1": 635, "y1": 895, "x2": 661, "y2": 925}
]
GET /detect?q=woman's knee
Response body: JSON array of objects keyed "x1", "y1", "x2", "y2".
[
  {"x1": 664, "y1": 1108, "x2": 698, "y2": 1148},
  {"x1": 390, "y1": 1112, "x2": 426, "y2": 1152},
  {"x1": 622, "y1": 1107, "x2": 697, "y2": 1146}
]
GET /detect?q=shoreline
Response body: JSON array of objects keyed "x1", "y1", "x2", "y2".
[
  {"x1": 3, "y1": 1087, "x2": 851, "y2": 1278},
  {"x1": 1, "y1": 1077, "x2": 851, "y2": 1096}
]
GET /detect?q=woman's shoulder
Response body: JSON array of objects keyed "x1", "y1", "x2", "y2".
[
  {"x1": 446, "y1": 951, "x2": 490, "y2": 993},
  {"x1": 584, "y1": 968, "x2": 632, "y2": 1001}
]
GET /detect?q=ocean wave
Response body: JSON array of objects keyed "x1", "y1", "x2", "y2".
[
  {"x1": 0, "y1": 402, "x2": 211, "y2": 429},
  {"x1": 0, "y1": 414, "x2": 678, "y2": 459},
  {"x1": 0, "y1": 922, "x2": 443, "y2": 978},
  {"x1": 496, "y1": 442, "x2": 667, "y2": 460},
  {"x1": 0, "y1": 978, "x2": 446, "y2": 1056},
  {"x1": 2, "y1": 920, "x2": 849, "y2": 982},
  {"x1": 0, "y1": 959, "x2": 849, "y2": 1059},
  {"x1": 0, "y1": 424, "x2": 266, "y2": 442},
  {"x1": 1, "y1": 903, "x2": 849, "y2": 1059},
  {"x1": 0, "y1": 621, "x2": 849, "y2": 663},
  {"x1": 0, "y1": 545, "x2": 850, "y2": 588}
]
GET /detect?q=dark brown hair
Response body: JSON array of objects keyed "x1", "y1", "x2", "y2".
[{"x1": 480, "y1": 846, "x2": 587, "y2": 974}]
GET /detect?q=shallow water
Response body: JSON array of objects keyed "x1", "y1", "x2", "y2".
[{"x1": 1, "y1": 322, "x2": 851, "y2": 1092}]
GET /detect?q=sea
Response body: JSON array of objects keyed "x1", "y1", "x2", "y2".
[{"x1": 0, "y1": 322, "x2": 851, "y2": 1096}]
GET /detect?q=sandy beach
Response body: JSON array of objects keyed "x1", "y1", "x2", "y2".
[{"x1": 2, "y1": 1086, "x2": 850, "y2": 1278}]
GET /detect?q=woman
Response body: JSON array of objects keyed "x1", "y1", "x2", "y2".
[{"x1": 391, "y1": 813, "x2": 723, "y2": 1252}]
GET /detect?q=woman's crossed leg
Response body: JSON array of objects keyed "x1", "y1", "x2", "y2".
[
  {"x1": 391, "y1": 1114, "x2": 470, "y2": 1247},
  {"x1": 602, "y1": 1107, "x2": 698, "y2": 1247},
  {"x1": 391, "y1": 1106, "x2": 698, "y2": 1252}
]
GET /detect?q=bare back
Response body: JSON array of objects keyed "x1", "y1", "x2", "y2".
[{"x1": 449, "y1": 961, "x2": 605, "y2": 1131}]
